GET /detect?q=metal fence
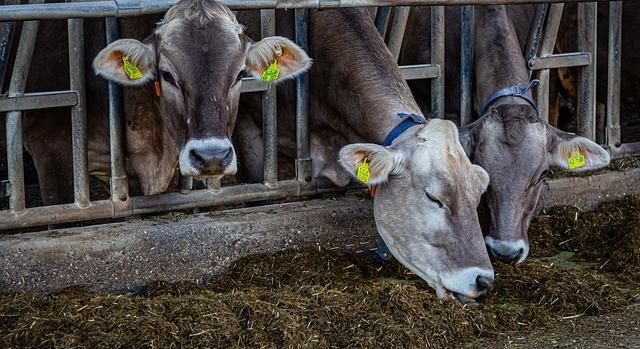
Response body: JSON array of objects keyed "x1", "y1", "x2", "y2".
[{"x1": 0, "y1": 0, "x2": 629, "y2": 230}]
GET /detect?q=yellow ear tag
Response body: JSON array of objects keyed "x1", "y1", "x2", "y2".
[
  {"x1": 262, "y1": 60, "x2": 280, "y2": 82},
  {"x1": 122, "y1": 57, "x2": 143, "y2": 80},
  {"x1": 356, "y1": 158, "x2": 370, "y2": 184},
  {"x1": 567, "y1": 150, "x2": 586, "y2": 170}
]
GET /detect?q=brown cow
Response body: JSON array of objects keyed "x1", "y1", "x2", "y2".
[
  {"x1": 235, "y1": 8, "x2": 494, "y2": 302},
  {"x1": 23, "y1": 0, "x2": 310, "y2": 205},
  {"x1": 401, "y1": 6, "x2": 610, "y2": 264}
]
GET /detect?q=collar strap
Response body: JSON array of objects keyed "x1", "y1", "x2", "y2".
[
  {"x1": 480, "y1": 80, "x2": 540, "y2": 116},
  {"x1": 382, "y1": 112, "x2": 428, "y2": 146}
]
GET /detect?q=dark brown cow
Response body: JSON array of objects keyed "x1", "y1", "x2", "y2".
[
  {"x1": 401, "y1": 6, "x2": 610, "y2": 264},
  {"x1": 23, "y1": 0, "x2": 310, "y2": 205},
  {"x1": 235, "y1": 8, "x2": 494, "y2": 302}
]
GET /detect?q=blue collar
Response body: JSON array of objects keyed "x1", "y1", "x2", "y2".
[
  {"x1": 479, "y1": 80, "x2": 540, "y2": 116},
  {"x1": 382, "y1": 112, "x2": 428, "y2": 146}
]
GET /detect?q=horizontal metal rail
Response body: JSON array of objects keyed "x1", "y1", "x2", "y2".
[
  {"x1": 528, "y1": 52, "x2": 591, "y2": 70},
  {"x1": 0, "y1": 0, "x2": 616, "y2": 21},
  {"x1": 0, "y1": 90, "x2": 77, "y2": 112}
]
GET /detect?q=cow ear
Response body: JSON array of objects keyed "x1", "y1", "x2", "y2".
[
  {"x1": 547, "y1": 125, "x2": 610, "y2": 171},
  {"x1": 338, "y1": 143, "x2": 399, "y2": 185},
  {"x1": 245, "y1": 36, "x2": 312, "y2": 84},
  {"x1": 93, "y1": 39, "x2": 156, "y2": 86}
]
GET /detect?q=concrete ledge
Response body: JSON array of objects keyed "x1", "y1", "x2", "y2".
[{"x1": 1, "y1": 168, "x2": 640, "y2": 294}]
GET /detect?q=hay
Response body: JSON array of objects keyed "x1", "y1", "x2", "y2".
[{"x1": 1, "y1": 197, "x2": 640, "y2": 348}]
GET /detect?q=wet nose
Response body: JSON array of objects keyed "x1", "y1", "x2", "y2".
[
  {"x1": 488, "y1": 246, "x2": 524, "y2": 264},
  {"x1": 475, "y1": 275, "x2": 494, "y2": 295},
  {"x1": 189, "y1": 146, "x2": 233, "y2": 173}
]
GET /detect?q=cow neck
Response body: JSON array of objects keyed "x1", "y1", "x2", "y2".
[{"x1": 474, "y1": 6, "x2": 532, "y2": 113}]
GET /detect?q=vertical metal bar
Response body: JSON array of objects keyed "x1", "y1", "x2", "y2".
[
  {"x1": 606, "y1": 1, "x2": 622, "y2": 149},
  {"x1": 577, "y1": 2, "x2": 597, "y2": 140},
  {"x1": 430, "y1": 6, "x2": 445, "y2": 119},
  {"x1": 6, "y1": 16, "x2": 41, "y2": 212},
  {"x1": 534, "y1": 2, "x2": 563, "y2": 124},
  {"x1": 295, "y1": 8, "x2": 311, "y2": 183},
  {"x1": 68, "y1": 18, "x2": 90, "y2": 206},
  {"x1": 525, "y1": 4, "x2": 549, "y2": 81},
  {"x1": 374, "y1": 6, "x2": 391, "y2": 39},
  {"x1": 105, "y1": 16, "x2": 129, "y2": 203},
  {"x1": 179, "y1": 175, "x2": 193, "y2": 194},
  {"x1": 386, "y1": 6, "x2": 410, "y2": 62},
  {"x1": 460, "y1": 5, "x2": 474, "y2": 126},
  {"x1": 261, "y1": 9, "x2": 277, "y2": 186}
]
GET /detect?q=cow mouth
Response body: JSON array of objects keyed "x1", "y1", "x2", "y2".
[{"x1": 441, "y1": 288, "x2": 482, "y2": 308}]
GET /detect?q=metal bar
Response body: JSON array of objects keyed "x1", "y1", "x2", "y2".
[
  {"x1": 0, "y1": 0, "x2": 613, "y2": 21},
  {"x1": 295, "y1": 8, "x2": 312, "y2": 183},
  {"x1": 430, "y1": 6, "x2": 445, "y2": 119},
  {"x1": 529, "y1": 52, "x2": 590, "y2": 70},
  {"x1": 525, "y1": 4, "x2": 548, "y2": 80},
  {"x1": 0, "y1": 199, "x2": 115, "y2": 230},
  {"x1": 606, "y1": 1, "x2": 622, "y2": 149},
  {"x1": 5, "y1": 5, "x2": 42, "y2": 213},
  {"x1": 386, "y1": 6, "x2": 410, "y2": 61},
  {"x1": 400, "y1": 64, "x2": 440, "y2": 80},
  {"x1": 68, "y1": 17, "x2": 90, "y2": 207},
  {"x1": 241, "y1": 77, "x2": 269, "y2": 93},
  {"x1": 0, "y1": 90, "x2": 78, "y2": 112},
  {"x1": 535, "y1": 2, "x2": 563, "y2": 123},
  {"x1": 576, "y1": 2, "x2": 597, "y2": 140},
  {"x1": 374, "y1": 6, "x2": 391, "y2": 38},
  {"x1": 460, "y1": 5, "x2": 474, "y2": 126},
  {"x1": 105, "y1": 16, "x2": 129, "y2": 205},
  {"x1": 610, "y1": 142, "x2": 640, "y2": 160},
  {"x1": 261, "y1": 9, "x2": 278, "y2": 186},
  {"x1": 179, "y1": 175, "x2": 193, "y2": 193}
]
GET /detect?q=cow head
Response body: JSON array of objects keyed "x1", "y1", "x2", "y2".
[
  {"x1": 339, "y1": 119, "x2": 494, "y2": 303},
  {"x1": 460, "y1": 104, "x2": 610, "y2": 264},
  {"x1": 93, "y1": 0, "x2": 311, "y2": 179}
]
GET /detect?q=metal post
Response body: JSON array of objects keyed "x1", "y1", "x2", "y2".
[
  {"x1": 261, "y1": 9, "x2": 277, "y2": 186},
  {"x1": 460, "y1": 5, "x2": 473, "y2": 126},
  {"x1": 430, "y1": 6, "x2": 445, "y2": 119},
  {"x1": 525, "y1": 4, "x2": 548, "y2": 81},
  {"x1": 374, "y1": 6, "x2": 391, "y2": 38},
  {"x1": 534, "y1": 2, "x2": 563, "y2": 123},
  {"x1": 607, "y1": 1, "x2": 622, "y2": 149},
  {"x1": 386, "y1": 6, "x2": 410, "y2": 62},
  {"x1": 68, "y1": 18, "x2": 90, "y2": 207},
  {"x1": 105, "y1": 16, "x2": 129, "y2": 203},
  {"x1": 577, "y1": 2, "x2": 596, "y2": 140},
  {"x1": 5, "y1": 14, "x2": 41, "y2": 212},
  {"x1": 295, "y1": 8, "x2": 311, "y2": 183}
]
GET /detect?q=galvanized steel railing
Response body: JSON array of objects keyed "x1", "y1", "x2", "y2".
[{"x1": 0, "y1": 0, "x2": 628, "y2": 230}]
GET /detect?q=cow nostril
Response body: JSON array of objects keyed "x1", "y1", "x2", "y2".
[
  {"x1": 190, "y1": 149, "x2": 204, "y2": 164},
  {"x1": 476, "y1": 275, "x2": 494, "y2": 293}
]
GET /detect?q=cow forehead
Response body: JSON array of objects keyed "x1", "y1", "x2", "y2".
[{"x1": 157, "y1": 17, "x2": 243, "y2": 58}]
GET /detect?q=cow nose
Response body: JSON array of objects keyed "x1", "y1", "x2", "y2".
[
  {"x1": 475, "y1": 275, "x2": 494, "y2": 295},
  {"x1": 189, "y1": 146, "x2": 233, "y2": 173},
  {"x1": 488, "y1": 246, "x2": 524, "y2": 264}
]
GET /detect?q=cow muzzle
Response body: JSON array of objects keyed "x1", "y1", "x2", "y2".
[
  {"x1": 438, "y1": 267, "x2": 494, "y2": 305},
  {"x1": 485, "y1": 236, "x2": 529, "y2": 264},
  {"x1": 179, "y1": 138, "x2": 237, "y2": 178}
]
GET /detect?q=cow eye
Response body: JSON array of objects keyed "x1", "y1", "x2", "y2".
[
  {"x1": 425, "y1": 191, "x2": 444, "y2": 208},
  {"x1": 161, "y1": 70, "x2": 177, "y2": 86}
]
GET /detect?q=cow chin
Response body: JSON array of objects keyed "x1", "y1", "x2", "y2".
[{"x1": 178, "y1": 137, "x2": 238, "y2": 178}]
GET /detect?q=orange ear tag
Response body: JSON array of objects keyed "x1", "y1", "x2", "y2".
[{"x1": 154, "y1": 80, "x2": 162, "y2": 97}]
